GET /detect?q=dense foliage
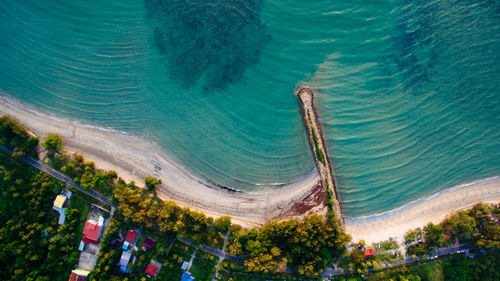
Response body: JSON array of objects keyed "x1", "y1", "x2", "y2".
[
  {"x1": 41, "y1": 134, "x2": 63, "y2": 157},
  {"x1": 47, "y1": 148, "x2": 117, "y2": 196},
  {"x1": 406, "y1": 203, "x2": 500, "y2": 257},
  {"x1": 0, "y1": 116, "x2": 38, "y2": 157},
  {"x1": 228, "y1": 211, "x2": 350, "y2": 277},
  {"x1": 0, "y1": 152, "x2": 82, "y2": 281},
  {"x1": 114, "y1": 182, "x2": 223, "y2": 245}
]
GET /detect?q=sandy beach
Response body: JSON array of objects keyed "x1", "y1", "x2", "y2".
[
  {"x1": 345, "y1": 177, "x2": 500, "y2": 244},
  {"x1": 0, "y1": 94, "x2": 326, "y2": 227},
  {"x1": 1, "y1": 94, "x2": 499, "y2": 239}
]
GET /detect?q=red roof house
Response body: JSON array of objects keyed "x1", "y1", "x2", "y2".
[
  {"x1": 145, "y1": 263, "x2": 158, "y2": 277},
  {"x1": 82, "y1": 221, "x2": 102, "y2": 245},
  {"x1": 364, "y1": 248, "x2": 375, "y2": 258},
  {"x1": 125, "y1": 230, "x2": 138, "y2": 244}
]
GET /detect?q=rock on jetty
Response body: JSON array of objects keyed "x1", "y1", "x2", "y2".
[{"x1": 297, "y1": 87, "x2": 344, "y2": 225}]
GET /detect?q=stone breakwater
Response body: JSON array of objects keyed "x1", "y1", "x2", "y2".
[{"x1": 297, "y1": 88, "x2": 344, "y2": 225}]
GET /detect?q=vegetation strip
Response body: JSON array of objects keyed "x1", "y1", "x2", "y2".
[{"x1": 297, "y1": 88, "x2": 344, "y2": 223}]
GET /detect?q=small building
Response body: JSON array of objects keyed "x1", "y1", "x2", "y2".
[
  {"x1": 181, "y1": 272, "x2": 195, "y2": 281},
  {"x1": 142, "y1": 237, "x2": 156, "y2": 251},
  {"x1": 78, "y1": 240, "x2": 86, "y2": 251},
  {"x1": 145, "y1": 259, "x2": 162, "y2": 278},
  {"x1": 123, "y1": 230, "x2": 138, "y2": 250},
  {"x1": 181, "y1": 261, "x2": 189, "y2": 271},
  {"x1": 68, "y1": 268, "x2": 90, "y2": 281},
  {"x1": 364, "y1": 248, "x2": 375, "y2": 258},
  {"x1": 119, "y1": 251, "x2": 133, "y2": 273},
  {"x1": 82, "y1": 220, "x2": 103, "y2": 245}
]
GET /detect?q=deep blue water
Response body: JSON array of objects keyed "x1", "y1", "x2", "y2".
[{"x1": 1, "y1": 0, "x2": 499, "y2": 216}]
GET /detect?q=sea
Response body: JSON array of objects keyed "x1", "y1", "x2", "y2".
[{"x1": 1, "y1": 0, "x2": 499, "y2": 217}]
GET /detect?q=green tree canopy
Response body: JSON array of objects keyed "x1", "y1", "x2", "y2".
[
  {"x1": 145, "y1": 175, "x2": 162, "y2": 191},
  {"x1": 41, "y1": 133, "x2": 63, "y2": 156}
]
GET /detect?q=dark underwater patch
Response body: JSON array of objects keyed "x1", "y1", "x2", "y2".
[{"x1": 145, "y1": 0, "x2": 271, "y2": 91}]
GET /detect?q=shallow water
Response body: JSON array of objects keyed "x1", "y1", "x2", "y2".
[{"x1": 0, "y1": 0, "x2": 499, "y2": 216}]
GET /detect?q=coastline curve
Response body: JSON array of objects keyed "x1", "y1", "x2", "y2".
[{"x1": 0, "y1": 92, "x2": 324, "y2": 226}]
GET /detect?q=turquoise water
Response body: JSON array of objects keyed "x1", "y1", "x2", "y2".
[{"x1": 1, "y1": 0, "x2": 499, "y2": 216}]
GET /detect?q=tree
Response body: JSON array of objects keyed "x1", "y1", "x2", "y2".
[
  {"x1": 214, "y1": 216, "x2": 231, "y2": 232},
  {"x1": 41, "y1": 134, "x2": 62, "y2": 156},
  {"x1": 0, "y1": 116, "x2": 38, "y2": 157},
  {"x1": 405, "y1": 228, "x2": 422, "y2": 245},
  {"x1": 423, "y1": 223, "x2": 446, "y2": 249},
  {"x1": 145, "y1": 175, "x2": 162, "y2": 191},
  {"x1": 349, "y1": 249, "x2": 366, "y2": 272},
  {"x1": 441, "y1": 211, "x2": 477, "y2": 242}
]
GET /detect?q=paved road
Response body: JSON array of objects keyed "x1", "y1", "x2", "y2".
[{"x1": 0, "y1": 143, "x2": 117, "y2": 208}]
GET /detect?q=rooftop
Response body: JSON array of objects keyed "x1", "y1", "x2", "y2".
[
  {"x1": 68, "y1": 268, "x2": 90, "y2": 281},
  {"x1": 181, "y1": 272, "x2": 195, "y2": 281},
  {"x1": 119, "y1": 251, "x2": 132, "y2": 268},
  {"x1": 125, "y1": 230, "x2": 138, "y2": 244},
  {"x1": 143, "y1": 237, "x2": 156, "y2": 250},
  {"x1": 82, "y1": 221, "x2": 102, "y2": 245},
  {"x1": 364, "y1": 248, "x2": 375, "y2": 257},
  {"x1": 145, "y1": 263, "x2": 158, "y2": 277},
  {"x1": 53, "y1": 194, "x2": 67, "y2": 209}
]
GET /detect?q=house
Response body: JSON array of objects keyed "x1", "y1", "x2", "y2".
[
  {"x1": 123, "y1": 230, "x2": 138, "y2": 250},
  {"x1": 181, "y1": 261, "x2": 189, "y2": 271},
  {"x1": 82, "y1": 220, "x2": 103, "y2": 245},
  {"x1": 364, "y1": 248, "x2": 375, "y2": 258},
  {"x1": 53, "y1": 194, "x2": 68, "y2": 225},
  {"x1": 119, "y1": 251, "x2": 133, "y2": 273},
  {"x1": 181, "y1": 272, "x2": 195, "y2": 281},
  {"x1": 142, "y1": 237, "x2": 156, "y2": 250},
  {"x1": 68, "y1": 268, "x2": 90, "y2": 281},
  {"x1": 53, "y1": 194, "x2": 67, "y2": 211},
  {"x1": 145, "y1": 259, "x2": 162, "y2": 278}
]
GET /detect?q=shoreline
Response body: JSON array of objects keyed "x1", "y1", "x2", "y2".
[
  {"x1": 0, "y1": 93, "x2": 325, "y2": 227},
  {"x1": 1, "y1": 93, "x2": 499, "y2": 238},
  {"x1": 345, "y1": 176, "x2": 500, "y2": 244}
]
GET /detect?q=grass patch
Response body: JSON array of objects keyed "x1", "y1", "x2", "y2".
[
  {"x1": 409, "y1": 259, "x2": 444, "y2": 281},
  {"x1": 157, "y1": 240, "x2": 196, "y2": 281},
  {"x1": 190, "y1": 252, "x2": 218, "y2": 281},
  {"x1": 364, "y1": 259, "x2": 445, "y2": 281},
  {"x1": 69, "y1": 193, "x2": 91, "y2": 241}
]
